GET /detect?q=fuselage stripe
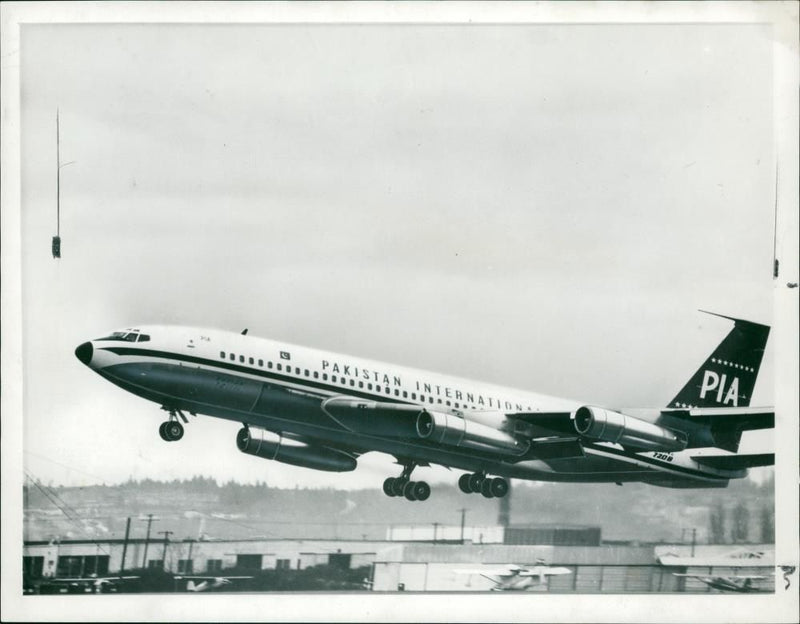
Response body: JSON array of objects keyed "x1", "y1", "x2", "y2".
[{"x1": 99, "y1": 346, "x2": 415, "y2": 405}]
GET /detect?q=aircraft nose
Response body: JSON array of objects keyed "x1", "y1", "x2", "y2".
[{"x1": 75, "y1": 341, "x2": 93, "y2": 365}]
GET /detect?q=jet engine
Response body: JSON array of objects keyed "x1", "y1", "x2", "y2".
[
  {"x1": 236, "y1": 427, "x2": 357, "y2": 472},
  {"x1": 415, "y1": 410, "x2": 528, "y2": 455},
  {"x1": 573, "y1": 406, "x2": 687, "y2": 452}
]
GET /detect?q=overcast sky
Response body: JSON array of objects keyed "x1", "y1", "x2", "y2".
[{"x1": 17, "y1": 20, "x2": 779, "y2": 489}]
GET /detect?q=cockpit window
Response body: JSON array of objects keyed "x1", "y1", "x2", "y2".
[
  {"x1": 138, "y1": 334, "x2": 150, "y2": 342},
  {"x1": 97, "y1": 331, "x2": 140, "y2": 342}
]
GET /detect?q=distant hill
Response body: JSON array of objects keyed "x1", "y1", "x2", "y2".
[{"x1": 24, "y1": 473, "x2": 773, "y2": 545}]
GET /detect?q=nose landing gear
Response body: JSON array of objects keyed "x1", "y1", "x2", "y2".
[
  {"x1": 159, "y1": 407, "x2": 188, "y2": 442},
  {"x1": 382, "y1": 462, "x2": 431, "y2": 501}
]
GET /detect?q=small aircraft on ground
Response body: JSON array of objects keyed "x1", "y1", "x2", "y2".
[
  {"x1": 38, "y1": 574, "x2": 140, "y2": 594},
  {"x1": 454, "y1": 561, "x2": 572, "y2": 591},
  {"x1": 176, "y1": 575, "x2": 253, "y2": 592}
]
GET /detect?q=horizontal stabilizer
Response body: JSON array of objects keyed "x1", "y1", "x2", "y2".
[
  {"x1": 692, "y1": 453, "x2": 774, "y2": 470},
  {"x1": 664, "y1": 406, "x2": 774, "y2": 431}
]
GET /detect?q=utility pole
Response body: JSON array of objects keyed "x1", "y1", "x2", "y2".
[
  {"x1": 158, "y1": 531, "x2": 173, "y2": 571},
  {"x1": 141, "y1": 514, "x2": 157, "y2": 569},
  {"x1": 185, "y1": 539, "x2": 196, "y2": 574},
  {"x1": 120, "y1": 517, "x2": 131, "y2": 574},
  {"x1": 458, "y1": 508, "x2": 468, "y2": 544}
]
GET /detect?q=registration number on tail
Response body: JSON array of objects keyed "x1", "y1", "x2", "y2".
[{"x1": 652, "y1": 452, "x2": 674, "y2": 462}]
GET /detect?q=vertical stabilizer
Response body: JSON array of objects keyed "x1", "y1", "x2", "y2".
[{"x1": 668, "y1": 312, "x2": 770, "y2": 409}]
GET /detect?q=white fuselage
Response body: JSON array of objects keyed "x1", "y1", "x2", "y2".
[{"x1": 77, "y1": 325, "x2": 744, "y2": 485}]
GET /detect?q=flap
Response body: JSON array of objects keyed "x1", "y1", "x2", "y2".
[
  {"x1": 507, "y1": 411, "x2": 575, "y2": 436},
  {"x1": 531, "y1": 437, "x2": 585, "y2": 460}
]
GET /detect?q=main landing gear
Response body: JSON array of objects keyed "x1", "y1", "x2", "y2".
[
  {"x1": 158, "y1": 407, "x2": 189, "y2": 442},
  {"x1": 383, "y1": 462, "x2": 431, "y2": 502},
  {"x1": 458, "y1": 472, "x2": 509, "y2": 498}
]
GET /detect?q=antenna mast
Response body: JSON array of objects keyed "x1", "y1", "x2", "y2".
[
  {"x1": 52, "y1": 110, "x2": 62, "y2": 258},
  {"x1": 57, "y1": 109, "x2": 60, "y2": 237}
]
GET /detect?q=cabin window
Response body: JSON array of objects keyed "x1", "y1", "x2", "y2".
[
  {"x1": 277, "y1": 363, "x2": 282, "y2": 371},
  {"x1": 230, "y1": 353, "x2": 235, "y2": 361},
  {"x1": 268, "y1": 361, "x2": 273, "y2": 369},
  {"x1": 258, "y1": 359, "x2": 263, "y2": 367},
  {"x1": 394, "y1": 389, "x2": 400, "y2": 397},
  {"x1": 249, "y1": 357, "x2": 254, "y2": 365},
  {"x1": 403, "y1": 391, "x2": 408, "y2": 398},
  {"x1": 220, "y1": 351, "x2": 226, "y2": 358},
  {"x1": 429, "y1": 397, "x2": 435, "y2": 403},
  {"x1": 323, "y1": 373, "x2": 328, "y2": 380},
  {"x1": 350, "y1": 379, "x2": 355, "y2": 386},
  {"x1": 313, "y1": 371, "x2": 318, "y2": 379},
  {"x1": 446, "y1": 401, "x2": 451, "y2": 406},
  {"x1": 332, "y1": 375, "x2": 338, "y2": 383},
  {"x1": 367, "y1": 383, "x2": 373, "y2": 390},
  {"x1": 239, "y1": 355, "x2": 245, "y2": 363},
  {"x1": 359, "y1": 381, "x2": 364, "y2": 388},
  {"x1": 412, "y1": 393, "x2": 417, "y2": 400},
  {"x1": 437, "y1": 398, "x2": 442, "y2": 404},
  {"x1": 295, "y1": 367, "x2": 301, "y2": 374},
  {"x1": 304, "y1": 369, "x2": 309, "y2": 377}
]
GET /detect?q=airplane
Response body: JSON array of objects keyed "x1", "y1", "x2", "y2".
[
  {"x1": 670, "y1": 572, "x2": 773, "y2": 593},
  {"x1": 176, "y1": 575, "x2": 253, "y2": 592},
  {"x1": 454, "y1": 561, "x2": 572, "y2": 591},
  {"x1": 74, "y1": 311, "x2": 774, "y2": 501},
  {"x1": 38, "y1": 574, "x2": 140, "y2": 594},
  {"x1": 657, "y1": 547, "x2": 774, "y2": 568},
  {"x1": 659, "y1": 548, "x2": 775, "y2": 593}
]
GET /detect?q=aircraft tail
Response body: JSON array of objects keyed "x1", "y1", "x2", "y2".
[{"x1": 668, "y1": 311, "x2": 770, "y2": 409}]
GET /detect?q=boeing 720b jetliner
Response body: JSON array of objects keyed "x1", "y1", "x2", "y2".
[{"x1": 74, "y1": 312, "x2": 774, "y2": 501}]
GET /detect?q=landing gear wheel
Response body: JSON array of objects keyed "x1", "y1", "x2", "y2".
[
  {"x1": 383, "y1": 477, "x2": 397, "y2": 497},
  {"x1": 490, "y1": 477, "x2": 509, "y2": 498},
  {"x1": 480, "y1": 478, "x2": 495, "y2": 498},
  {"x1": 468, "y1": 473, "x2": 485, "y2": 493},
  {"x1": 392, "y1": 478, "x2": 408, "y2": 497},
  {"x1": 159, "y1": 422, "x2": 169, "y2": 441},
  {"x1": 458, "y1": 474, "x2": 472, "y2": 494},
  {"x1": 412, "y1": 481, "x2": 431, "y2": 501},
  {"x1": 403, "y1": 481, "x2": 418, "y2": 501},
  {"x1": 164, "y1": 420, "x2": 184, "y2": 441}
]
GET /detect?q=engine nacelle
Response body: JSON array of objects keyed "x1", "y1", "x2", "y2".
[
  {"x1": 415, "y1": 410, "x2": 528, "y2": 455},
  {"x1": 573, "y1": 406, "x2": 687, "y2": 452},
  {"x1": 236, "y1": 427, "x2": 357, "y2": 472}
]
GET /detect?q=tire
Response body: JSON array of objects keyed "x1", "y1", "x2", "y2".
[
  {"x1": 413, "y1": 481, "x2": 431, "y2": 501},
  {"x1": 383, "y1": 478, "x2": 396, "y2": 497},
  {"x1": 480, "y1": 478, "x2": 495, "y2": 498},
  {"x1": 165, "y1": 421, "x2": 184, "y2": 441},
  {"x1": 490, "y1": 477, "x2": 509, "y2": 498},
  {"x1": 403, "y1": 481, "x2": 417, "y2": 501},
  {"x1": 458, "y1": 474, "x2": 472, "y2": 494},
  {"x1": 468, "y1": 473, "x2": 484, "y2": 492},
  {"x1": 158, "y1": 422, "x2": 169, "y2": 441},
  {"x1": 392, "y1": 478, "x2": 408, "y2": 497}
]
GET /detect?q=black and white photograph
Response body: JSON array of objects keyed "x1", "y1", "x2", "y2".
[{"x1": 2, "y1": 2, "x2": 798, "y2": 622}]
